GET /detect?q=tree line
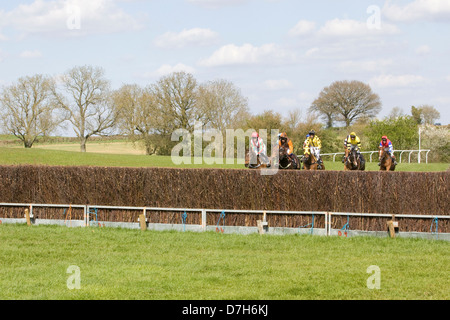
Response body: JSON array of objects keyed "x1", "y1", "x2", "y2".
[{"x1": 0, "y1": 65, "x2": 446, "y2": 161}]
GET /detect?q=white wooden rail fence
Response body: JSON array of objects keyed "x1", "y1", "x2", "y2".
[
  {"x1": 1, "y1": 202, "x2": 448, "y2": 239},
  {"x1": 320, "y1": 150, "x2": 431, "y2": 163}
]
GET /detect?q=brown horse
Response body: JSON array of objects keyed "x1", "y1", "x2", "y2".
[
  {"x1": 344, "y1": 146, "x2": 365, "y2": 171},
  {"x1": 379, "y1": 147, "x2": 396, "y2": 171},
  {"x1": 245, "y1": 150, "x2": 270, "y2": 169},
  {"x1": 302, "y1": 152, "x2": 325, "y2": 170},
  {"x1": 272, "y1": 145, "x2": 300, "y2": 170}
]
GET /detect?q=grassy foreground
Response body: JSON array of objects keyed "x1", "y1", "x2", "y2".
[
  {"x1": 0, "y1": 224, "x2": 448, "y2": 300},
  {"x1": 0, "y1": 146, "x2": 448, "y2": 171}
]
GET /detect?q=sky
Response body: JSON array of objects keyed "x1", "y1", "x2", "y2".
[{"x1": 1, "y1": 0, "x2": 450, "y2": 136}]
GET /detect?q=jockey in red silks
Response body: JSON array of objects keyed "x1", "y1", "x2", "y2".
[{"x1": 378, "y1": 136, "x2": 398, "y2": 166}]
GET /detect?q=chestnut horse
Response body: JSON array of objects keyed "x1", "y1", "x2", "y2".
[
  {"x1": 344, "y1": 146, "x2": 365, "y2": 171},
  {"x1": 379, "y1": 147, "x2": 396, "y2": 171},
  {"x1": 302, "y1": 152, "x2": 325, "y2": 170}
]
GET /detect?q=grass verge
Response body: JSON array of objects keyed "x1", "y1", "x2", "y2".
[
  {"x1": 0, "y1": 147, "x2": 448, "y2": 171},
  {"x1": 0, "y1": 224, "x2": 448, "y2": 300}
]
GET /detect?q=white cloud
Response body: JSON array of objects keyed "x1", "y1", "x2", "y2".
[
  {"x1": 263, "y1": 79, "x2": 293, "y2": 91},
  {"x1": 135, "y1": 63, "x2": 196, "y2": 80},
  {"x1": 337, "y1": 59, "x2": 394, "y2": 73},
  {"x1": 154, "y1": 63, "x2": 196, "y2": 77},
  {"x1": 369, "y1": 74, "x2": 427, "y2": 88},
  {"x1": 304, "y1": 47, "x2": 319, "y2": 57},
  {"x1": 0, "y1": 0, "x2": 142, "y2": 38},
  {"x1": 289, "y1": 20, "x2": 316, "y2": 36},
  {"x1": 317, "y1": 18, "x2": 400, "y2": 37},
  {"x1": 186, "y1": 0, "x2": 249, "y2": 9},
  {"x1": 383, "y1": 0, "x2": 450, "y2": 22},
  {"x1": 415, "y1": 45, "x2": 431, "y2": 56},
  {"x1": 20, "y1": 50, "x2": 43, "y2": 58},
  {"x1": 154, "y1": 28, "x2": 219, "y2": 49},
  {"x1": 198, "y1": 43, "x2": 296, "y2": 67}
]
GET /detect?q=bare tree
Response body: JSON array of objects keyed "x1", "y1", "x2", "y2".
[
  {"x1": 387, "y1": 107, "x2": 405, "y2": 120},
  {"x1": 310, "y1": 80, "x2": 382, "y2": 127},
  {"x1": 151, "y1": 72, "x2": 201, "y2": 132},
  {"x1": 0, "y1": 74, "x2": 62, "y2": 148},
  {"x1": 411, "y1": 104, "x2": 440, "y2": 125},
  {"x1": 53, "y1": 65, "x2": 117, "y2": 152},
  {"x1": 113, "y1": 84, "x2": 162, "y2": 155},
  {"x1": 197, "y1": 79, "x2": 250, "y2": 132}
]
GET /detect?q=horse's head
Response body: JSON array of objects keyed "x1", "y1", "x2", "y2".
[
  {"x1": 347, "y1": 147, "x2": 359, "y2": 167},
  {"x1": 302, "y1": 152, "x2": 309, "y2": 163},
  {"x1": 278, "y1": 146, "x2": 289, "y2": 160},
  {"x1": 379, "y1": 147, "x2": 390, "y2": 160}
]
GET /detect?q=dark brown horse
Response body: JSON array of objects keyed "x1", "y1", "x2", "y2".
[
  {"x1": 302, "y1": 152, "x2": 325, "y2": 170},
  {"x1": 272, "y1": 145, "x2": 300, "y2": 170},
  {"x1": 379, "y1": 147, "x2": 396, "y2": 171},
  {"x1": 344, "y1": 146, "x2": 365, "y2": 171}
]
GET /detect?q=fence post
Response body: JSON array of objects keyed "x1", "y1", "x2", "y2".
[
  {"x1": 326, "y1": 212, "x2": 331, "y2": 236},
  {"x1": 139, "y1": 209, "x2": 147, "y2": 231},
  {"x1": 387, "y1": 214, "x2": 398, "y2": 238},
  {"x1": 25, "y1": 208, "x2": 31, "y2": 226},
  {"x1": 201, "y1": 209, "x2": 207, "y2": 231}
]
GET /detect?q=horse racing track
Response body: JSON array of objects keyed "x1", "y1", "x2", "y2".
[{"x1": 0, "y1": 165, "x2": 448, "y2": 237}]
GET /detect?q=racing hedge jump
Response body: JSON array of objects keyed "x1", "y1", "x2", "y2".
[{"x1": 0, "y1": 165, "x2": 448, "y2": 232}]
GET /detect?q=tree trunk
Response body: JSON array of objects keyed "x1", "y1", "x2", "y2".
[
  {"x1": 24, "y1": 140, "x2": 33, "y2": 148},
  {"x1": 145, "y1": 144, "x2": 153, "y2": 155},
  {"x1": 80, "y1": 137, "x2": 87, "y2": 152}
]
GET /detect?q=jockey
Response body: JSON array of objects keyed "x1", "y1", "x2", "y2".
[
  {"x1": 250, "y1": 131, "x2": 270, "y2": 166},
  {"x1": 345, "y1": 132, "x2": 361, "y2": 151},
  {"x1": 278, "y1": 132, "x2": 297, "y2": 163},
  {"x1": 378, "y1": 136, "x2": 398, "y2": 166},
  {"x1": 344, "y1": 132, "x2": 364, "y2": 163},
  {"x1": 278, "y1": 132, "x2": 294, "y2": 154},
  {"x1": 303, "y1": 130, "x2": 323, "y2": 165}
]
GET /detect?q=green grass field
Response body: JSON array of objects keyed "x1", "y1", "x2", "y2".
[
  {"x1": 0, "y1": 146, "x2": 449, "y2": 171},
  {"x1": 0, "y1": 224, "x2": 448, "y2": 300}
]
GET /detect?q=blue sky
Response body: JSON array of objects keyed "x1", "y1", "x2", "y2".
[{"x1": 1, "y1": 0, "x2": 449, "y2": 133}]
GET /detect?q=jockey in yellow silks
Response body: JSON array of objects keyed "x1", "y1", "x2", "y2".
[
  {"x1": 303, "y1": 130, "x2": 323, "y2": 164},
  {"x1": 343, "y1": 132, "x2": 364, "y2": 163}
]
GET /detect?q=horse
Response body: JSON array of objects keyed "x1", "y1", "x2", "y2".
[
  {"x1": 272, "y1": 145, "x2": 300, "y2": 170},
  {"x1": 302, "y1": 151, "x2": 325, "y2": 170},
  {"x1": 379, "y1": 147, "x2": 396, "y2": 171},
  {"x1": 244, "y1": 150, "x2": 270, "y2": 169},
  {"x1": 344, "y1": 146, "x2": 365, "y2": 171}
]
